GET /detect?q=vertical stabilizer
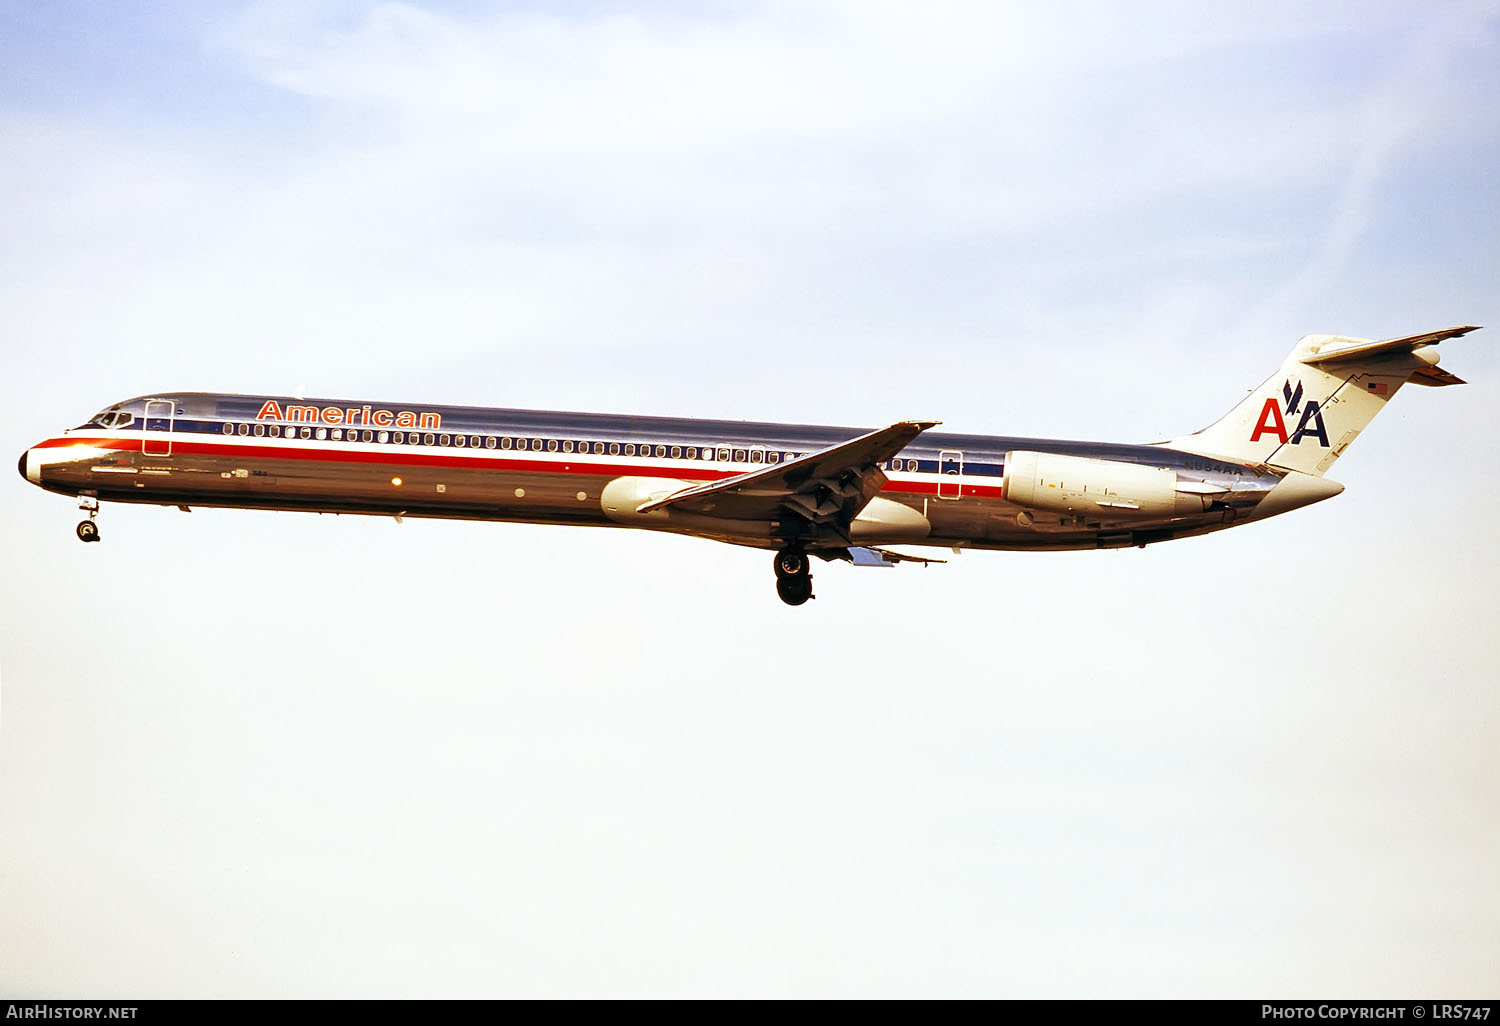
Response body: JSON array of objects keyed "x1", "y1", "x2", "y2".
[{"x1": 1164, "y1": 327, "x2": 1477, "y2": 477}]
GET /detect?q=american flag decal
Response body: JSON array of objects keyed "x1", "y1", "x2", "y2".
[{"x1": 1367, "y1": 381, "x2": 1389, "y2": 396}]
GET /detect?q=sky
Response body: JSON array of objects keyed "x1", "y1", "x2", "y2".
[{"x1": 2, "y1": 0, "x2": 1498, "y2": 999}]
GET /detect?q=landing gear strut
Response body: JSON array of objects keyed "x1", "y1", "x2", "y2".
[
  {"x1": 76, "y1": 494, "x2": 100, "y2": 543},
  {"x1": 773, "y1": 548, "x2": 813, "y2": 606}
]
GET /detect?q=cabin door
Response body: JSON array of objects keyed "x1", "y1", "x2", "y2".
[
  {"x1": 142, "y1": 400, "x2": 175, "y2": 456},
  {"x1": 938, "y1": 449, "x2": 963, "y2": 499}
]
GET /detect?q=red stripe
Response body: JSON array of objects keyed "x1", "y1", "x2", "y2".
[{"x1": 32, "y1": 435, "x2": 1007, "y2": 499}]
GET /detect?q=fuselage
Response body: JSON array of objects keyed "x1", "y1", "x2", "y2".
[{"x1": 20, "y1": 391, "x2": 1282, "y2": 553}]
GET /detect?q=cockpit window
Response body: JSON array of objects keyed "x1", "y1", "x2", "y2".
[{"x1": 83, "y1": 410, "x2": 134, "y2": 429}]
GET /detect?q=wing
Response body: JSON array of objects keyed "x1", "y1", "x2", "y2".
[{"x1": 636, "y1": 420, "x2": 939, "y2": 529}]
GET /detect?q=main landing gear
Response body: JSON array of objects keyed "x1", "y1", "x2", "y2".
[
  {"x1": 773, "y1": 548, "x2": 813, "y2": 606},
  {"x1": 76, "y1": 494, "x2": 100, "y2": 543}
]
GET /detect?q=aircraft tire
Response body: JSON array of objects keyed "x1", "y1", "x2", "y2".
[
  {"x1": 776, "y1": 575, "x2": 813, "y2": 606},
  {"x1": 76, "y1": 520, "x2": 100, "y2": 543},
  {"x1": 773, "y1": 549, "x2": 808, "y2": 580}
]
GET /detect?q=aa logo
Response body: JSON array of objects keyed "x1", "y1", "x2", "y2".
[{"x1": 1250, "y1": 379, "x2": 1329, "y2": 447}]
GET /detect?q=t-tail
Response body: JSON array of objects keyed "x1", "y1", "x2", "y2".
[{"x1": 1165, "y1": 326, "x2": 1479, "y2": 478}]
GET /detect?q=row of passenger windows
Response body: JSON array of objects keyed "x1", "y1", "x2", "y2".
[
  {"x1": 219, "y1": 421, "x2": 822, "y2": 464},
  {"x1": 217, "y1": 421, "x2": 934, "y2": 472}
]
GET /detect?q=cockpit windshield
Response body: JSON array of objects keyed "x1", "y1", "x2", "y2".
[{"x1": 81, "y1": 409, "x2": 134, "y2": 430}]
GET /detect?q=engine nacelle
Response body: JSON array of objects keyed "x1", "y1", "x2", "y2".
[{"x1": 1003, "y1": 450, "x2": 1196, "y2": 518}]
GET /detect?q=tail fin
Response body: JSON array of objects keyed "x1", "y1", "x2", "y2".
[{"x1": 1164, "y1": 326, "x2": 1479, "y2": 476}]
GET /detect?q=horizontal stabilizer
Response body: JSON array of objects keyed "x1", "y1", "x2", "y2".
[
  {"x1": 1301, "y1": 325, "x2": 1479, "y2": 365},
  {"x1": 1409, "y1": 364, "x2": 1466, "y2": 387}
]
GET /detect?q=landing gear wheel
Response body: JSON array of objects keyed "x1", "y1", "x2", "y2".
[
  {"x1": 776, "y1": 574, "x2": 813, "y2": 606},
  {"x1": 773, "y1": 549, "x2": 808, "y2": 579},
  {"x1": 76, "y1": 520, "x2": 100, "y2": 543},
  {"x1": 773, "y1": 548, "x2": 813, "y2": 605}
]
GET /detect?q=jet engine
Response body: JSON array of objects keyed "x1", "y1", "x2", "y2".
[{"x1": 1003, "y1": 450, "x2": 1203, "y2": 517}]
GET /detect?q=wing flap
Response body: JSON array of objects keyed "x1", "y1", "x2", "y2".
[{"x1": 850, "y1": 545, "x2": 946, "y2": 567}]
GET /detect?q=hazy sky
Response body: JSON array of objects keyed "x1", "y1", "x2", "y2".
[{"x1": 2, "y1": 0, "x2": 1497, "y2": 998}]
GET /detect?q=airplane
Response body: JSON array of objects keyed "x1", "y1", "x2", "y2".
[{"x1": 18, "y1": 326, "x2": 1478, "y2": 605}]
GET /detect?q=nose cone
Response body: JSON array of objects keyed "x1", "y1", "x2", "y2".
[{"x1": 18, "y1": 447, "x2": 39, "y2": 485}]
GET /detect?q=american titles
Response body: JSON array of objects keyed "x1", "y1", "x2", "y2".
[{"x1": 254, "y1": 400, "x2": 441, "y2": 430}]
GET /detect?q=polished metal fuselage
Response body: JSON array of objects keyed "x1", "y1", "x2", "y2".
[{"x1": 23, "y1": 391, "x2": 1282, "y2": 552}]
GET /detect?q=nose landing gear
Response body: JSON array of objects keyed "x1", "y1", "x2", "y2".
[
  {"x1": 773, "y1": 548, "x2": 813, "y2": 606},
  {"x1": 76, "y1": 494, "x2": 100, "y2": 543}
]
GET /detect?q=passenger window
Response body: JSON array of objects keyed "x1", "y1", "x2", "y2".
[
  {"x1": 440, "y1": 433, "x2": 451, "y2": 446},
  {"x1": 562, "y1": 440, "x2": 573, "y2": 453},
  {"x1": 718, "y1": 447, "x2": 730, "y2": 461},
  {"x1": 362, "y1": 430, "x2": 373, "y2": 442},
  {"x1": 501, "y1": 437, "x2": 513, "y2": 450},
  {"x1": 254, "y1": 424, "x2": 264, "y2": 437},
  {"x1": 486, "y1": 436, "x2": 496, "y2": 449},
  {"x1": 268, "y1": 426, "x2": 280, "y2": 437},
  {"x1": 768, "y1": 451, "x2": 779, "y2": 464},
  {"x1": 546, "y1": 439, "x2": 557, "y2": 452},
  {"x1": 671, "y1": 446, "x2": 681, "y2": 459},
  {"x1": 238, "y1": 423, "x2": 249, "y2": 436},
  {"x1": 221, "y1": 423, "x2": 232, "y2": 435},
  {"x1": 300, "y1": 427, "x2": 312, "y2": 439},
  {"x1": 750, "y1": 449, "x2": 763, "y2": 463},
  {"x1": 609, "y1": 442, "x2": 620, "y2": 455},
  {"x1": 532, "y1": 439, "x2": 542, "y2": 450},
  {"x1": 330, "y1": 429, "x2": 341, "y2": 441},
  {"x1": 654, "y1": 445, "x2": 665, "y2": 457},
  {"x1": 424, "y1": 433, "x2": 436, "y2": 445},
  {"x1": 733, "y1": 448, "x2": 746, "y2": 462},
  {"x1": 594, "y1": 442, "x2": 604, "y2": 454},
  {"x1": 378, "y1": 431, "x2": 389, "y2": 443},
  {"x1": 624, "y1": 444, "x2": 635, "y2": 456},
  {"x1": 455, "y1": 435, "x2": 466, "y2": 447}
]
